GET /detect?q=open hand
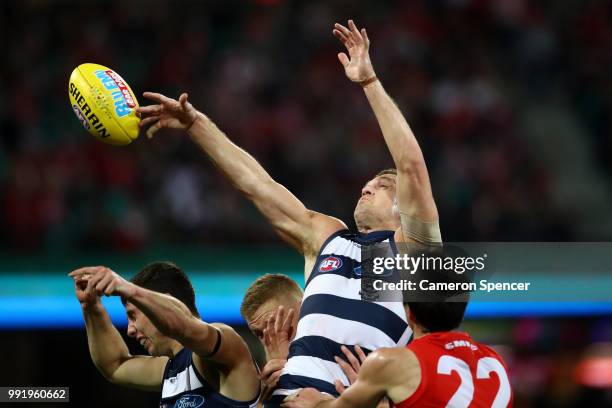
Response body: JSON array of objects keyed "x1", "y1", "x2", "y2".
[
  {"x1": 260, "y1": 358, "x2": 287, "y2": 400},
  {"x1": 137, "y1": 92, "x2": 200, "y2": 138},
  {"x1": 333, "y1": 20, "x2": 375, "y2": 83},
  {"x1": 333, "y1": 345, "x2": 367, "y2": 393},
  {"x1": 263, "y1": 306, "x2": 295, "y2": 361}
]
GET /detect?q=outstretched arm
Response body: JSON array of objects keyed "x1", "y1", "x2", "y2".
[
  {"x1": 334, "y1": 20, "x2": 439, "y2": 241},
  {"x1": 137, "y1": 94, "x2": 345, "y2": 261},
  {"x1": 71, "y1": 272, "x2": 166, "y2": 391},
  {"x1": 282, "y1": 348, "x2": 420, "y2": 408}
]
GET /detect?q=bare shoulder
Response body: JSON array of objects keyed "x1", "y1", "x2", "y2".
[
  {"x1": 372, "y1": 348, "x2": 421, "y2": 404},
  {"x1": 309, "y1": 211, "x2": 347, "y2": 234},
  {"x1": 370, "y1": 347, "x2": 419, "y2": 367},
  {"x1": 210, "y1": 322, "x2": 233, "y2": 331},
  {"x1": 364, "y1": 348, "x2": 420, "y2": 389},
  {"x1": 209, "y1": 323, "x2": 247, "y2": 348},
  {"x1": 193, "y1": 323, "x2": 255, "y2": 374}
]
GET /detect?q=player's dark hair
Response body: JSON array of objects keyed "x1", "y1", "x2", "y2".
[
  {"x1": 407, "y1": 302, "x2": 467, "y2": 333},
  {"x1": 128, "y1": 261, "x2": 200, "y2": 318}
]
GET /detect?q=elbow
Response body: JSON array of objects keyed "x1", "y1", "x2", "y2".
[
  {"x1": 95, "y1": 359, "x2": 125, "y2": 384},
  {"x1": 396, "y1": 155, "x2": 426, "y2": 176}
]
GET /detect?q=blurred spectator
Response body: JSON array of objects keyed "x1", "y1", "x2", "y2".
[{"x1": 0, "y1": 0, "x2": 605, "y2": 249}]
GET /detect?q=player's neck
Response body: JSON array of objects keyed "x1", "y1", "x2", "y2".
[
  {"x1": 411, "y1": 325, "x2": 429, "y2": 340},
  {"x1": 358, "y1": 223, "x2": 397, "y2": 234}
]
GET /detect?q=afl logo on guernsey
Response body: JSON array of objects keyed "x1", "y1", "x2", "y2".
[
  {"x1": 319, "y1": 256, "x2": 343, "y2": 272},
  {"x1": 174, "y1": 394, "x2": 204, "y2": 408}
]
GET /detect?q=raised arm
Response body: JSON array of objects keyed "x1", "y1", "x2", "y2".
[
  {"x1": 334, "y1": 20, "x2": 440, "y2": 243},
  {"x1": 70, "y1": 266, "x2": 260, "y2": 401},
  {"x1": 71, "y1": 272, "x2": 166, "y2": 391},
  {"x1": 137, "y1": 94, "x2": 345, "y2": 260}
]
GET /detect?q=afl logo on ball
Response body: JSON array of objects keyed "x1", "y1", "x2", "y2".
[{"x1": 319, "y1": 256, "x2": 343, "y2": 272}]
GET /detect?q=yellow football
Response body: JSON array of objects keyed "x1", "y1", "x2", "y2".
[{"x1": 68, "y1": 63, "x2": 140, "y2": 146}]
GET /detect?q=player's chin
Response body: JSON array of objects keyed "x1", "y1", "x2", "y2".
[
  {"x1": 142, "y1": 339, "x2": 155, "y2": 355},
  {"x1": 354, "y1": 203, "x2": 372, "y2": 223}
]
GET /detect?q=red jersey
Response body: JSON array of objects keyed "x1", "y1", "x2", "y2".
[{"x1": 395, "y1": 332, "x2": 512, "y2": 408}]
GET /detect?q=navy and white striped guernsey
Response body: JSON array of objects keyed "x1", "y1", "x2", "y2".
[
  {"x1": 159, "y1": 348, "x2": 259, "y2": 408},
  {"x1": 269, "y1": 230, "x2": 411, "y2": 404}
]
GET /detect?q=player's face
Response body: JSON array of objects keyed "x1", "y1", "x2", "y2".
[
  {"x1": 247, "y1": 298, "x2": 300, "y2": 345},
  {"x1": 125, "y1": 302, "x2": 167, "y2": 356},
  {"x1": 354, "y1": 175, "x2": 399, "y2": 232}
]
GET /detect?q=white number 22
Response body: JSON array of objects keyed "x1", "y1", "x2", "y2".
[{"x1": 437, "y1": 355, "x2": 511, "y2": 408}]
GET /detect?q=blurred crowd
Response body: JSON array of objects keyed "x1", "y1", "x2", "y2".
[
  {"x1": 468, "y1": 317, "x2": 612, "y2": 407},
  {"x1": 2, "y1": 0, "x2": 611, "y2": 251}
]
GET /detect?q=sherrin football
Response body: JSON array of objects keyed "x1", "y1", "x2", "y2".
[{"x1": 68, "y1": 63, "x2": 140, "y2": 146}]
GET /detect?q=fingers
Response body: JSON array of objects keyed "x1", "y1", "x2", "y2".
[
  {"x1": 334, "y1": 23, "x2": 352, "y2": 40},
  {"x1": 179, "y1": 93, "x2": 192, "y2": 112},
  {"x1": 334, "y1": 23, "x2": 354, "y2": 47},
  {"x1": 281, "y1": 308, "x2": 294, "y2": 335},
  {"x1": 74, "y1": 277, "x2": 88, "y2": 291},
  {"x1": 337, "y1": 52, "x2": 350, "y2": 68},
  {"x1": 341, "y1": 345, "x2": 361, "y2": 373},
  {"x1": 348, "y1": 19, "x2": 362, "y2": 41},
  {"x1": 334, "y1": 20, "x2": 367, "y2": 48},
  {"x1": 282, "y1": 389, "x2": 302, "y2": 403},
  {"x1": 334, "y1": 355, "x2": 356, "y2": 382},
  {"x1": 264, "y1": 369, "x2": 282, "y2": 388},
  {"x1": 361, "y1": 28, "x2": 370, "y2": 47},
  {"x1": 69, "y1": 266, "x2": 103, "y2": 278},
  {"x1": 265, "y1": 315, "x2": 275, "y2": 344},
  {"x1": 95, "y1": 272, "x2": 115, "y2": 296},
  {"x1": 104, "y1": 279, "x2": 118, "y2": 296},
  {"x1": 355, "y1": 345, "x2": 367, "y2": 363},
  {"x1": 261, "y1": 359, "x2": 287, "y2": 379},
  {"x1": 333, "y1": 28, "x2": 349, "y2": 45},
  {"x1": 142, "y1": 91, "x2": 175, "y2": 105},
  {"x1": 85, "y1": 271, "x2": 102, "y2": 297},
  {"x1": 136, "y1": 105, "x2": 161, "y2": 115},
  {"x1": 334, "y1": 379, "x2": 346, "y2": 394},
  {"x1": 263, "y1": 327, "x2": 271, "y2": 349},
  {"x1": 377, "y1": 397, "x2": 392, "y2": 408},
  {"x1": 146, "y1": 120, "x2": 163, "y2": 139},
  {"x1": 274, "y1": 306, "x2": 285, "y2": 334},
  {"x1": 138, "y1": 116, "x2": 159, "y2": 128}
]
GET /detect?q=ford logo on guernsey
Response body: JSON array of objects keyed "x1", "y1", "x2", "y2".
[
  {"x1": 174, "y1": 394, "x2": 205, "y2": 408},
  {"x1": 319, "y1": 256, "x2": 343, "y2": 272}
]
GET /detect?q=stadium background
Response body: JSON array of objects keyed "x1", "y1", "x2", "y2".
[{"x1": 1, "y1": 0, "x2": 611, "y2": 406}]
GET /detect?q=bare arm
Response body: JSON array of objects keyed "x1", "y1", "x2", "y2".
[
  {"x1": 334, "y1": 21, "x2": 439, "y2": 231},
  {"x1": 71, "y1": 266, "x2": 260, "y2": 401},
  {"x1": 72, "y1": 267, "x2": 251, "y2": 367},
  {"x1": 282, "y1": 348, "x2": 420, "y2": 408},
  {"x1": 137, "y1": 94, "x2": 345, "y2": 260},
  {"x1": 73, "y1": 275, "x2": 166, "y2": 391}
]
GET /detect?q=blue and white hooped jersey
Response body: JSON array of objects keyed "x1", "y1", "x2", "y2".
[
  {"x1": 270, "y1": 230, "x2": 411, "y2": 403},
  {"x1": 159, "y1": 348, "x2": 259, "y2": 408}
]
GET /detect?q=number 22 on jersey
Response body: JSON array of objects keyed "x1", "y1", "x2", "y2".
[{"x1": 437, "y1": 355, "x2": 512, "y2": 408}]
